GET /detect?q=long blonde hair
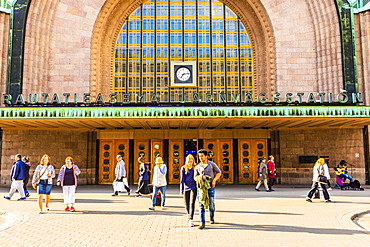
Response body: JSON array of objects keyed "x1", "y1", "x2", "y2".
[
  {"x1": 184, "y1": 154, "x2": 195, "y2": 172},
  {"x1": 40, "y1": 154, "x2": 50, "y2": 166}
]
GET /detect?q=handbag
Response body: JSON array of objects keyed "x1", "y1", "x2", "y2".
[
  {"x1": 318, "y1": 165, "x2": 328, "y2": 183},
  {"x1": 318, "y1": 175, "x2": 328, "y2": 183}
]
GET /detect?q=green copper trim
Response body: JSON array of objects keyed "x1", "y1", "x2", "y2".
[
  {"x1": 1, "y1": 106, "x2": 370, "y2": 119},
  {"x1": 335, "y1": 0, "x2": 358, "y2": 100},
  {"x1": 0, "y1": 0, "x2": 11, "y2": 11},
  {"x1": 0, "y1": 8, "x2": 10, "y2": 13}
]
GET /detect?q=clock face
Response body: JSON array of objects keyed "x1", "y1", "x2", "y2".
[{"x1": 176, "y1": 67, "x2": 191, "y2": 82}]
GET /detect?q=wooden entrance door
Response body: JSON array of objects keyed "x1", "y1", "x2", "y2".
[
  {"x1": 99, "y1": 140, "x2": 129, "y2": 184},
  {"x1": 168, "y1": 140, "x2": 184, "y2": 184},
  {"x1": 133, "y1": 140, "x2": 150, "y2": 184},
  {"x1": 238, "y1": 139, "x2": 268, "y2": 184},
  {"x1": 203, "y1": 139, "x2": 234, "y2": 184}
]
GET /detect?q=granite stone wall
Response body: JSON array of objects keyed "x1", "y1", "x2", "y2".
[
  {"x1": 277, "y1": 128, "x2": 366, "y2": 185},
  {"x1": 0, "y1": 11, "x2": 9, "y2": 98},
  {"x1": 355, "y1": 11, "x2": 370, "y2": 105},
  {"x1": 0, "y1": 129, "x2": 97, "y2": 187}
]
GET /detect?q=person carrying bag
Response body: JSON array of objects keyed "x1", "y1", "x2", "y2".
[{"x1": 306, "y1": 158, "x2": 331, "y2": 203}]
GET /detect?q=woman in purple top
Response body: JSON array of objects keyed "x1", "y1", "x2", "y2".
[
  {"x1": 57, "y1": 156, "x2": 81, "y2": 212},
  {"x1": 180, "y1": 154, "x2": 197, "y2": 227}
]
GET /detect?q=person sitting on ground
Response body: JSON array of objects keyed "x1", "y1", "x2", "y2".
[{"x1": 334, "y1": 160, "x2": 354, "y2": 184}]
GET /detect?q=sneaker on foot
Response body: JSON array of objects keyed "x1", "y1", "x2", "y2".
[
  {"x1": 127, "y1": 190, "x2": 131, "y2": 196},
  {"x1": 136, "y1": 195, "x2": 142, "y2": 197},
  {"x1": 188, "y1": 220, "x2": 194, "y2": 227},
  {"x1": 70, "y1": 207, "x2": 75, "y2": 212},
  {"x1": 26, "y1": 193, "x2": 30, "y2": 197},
  {"x1": 111, "y1": 194, "x2": 118, "y2": 196},
  {"x1": 210, "y1": 218, "x2": 215, "y2": 224},
  {"x1": 149, "y1": 207, "x2": 155, "y2": 211},
  {"x1": 3, "y1": 196, "x2": 10, "y2": 200},
  {"x1": 306, "y1": 198, "x2": 312, "y2": 203},
  {"x1": 161, "y1": 206, "x2": 165, "y2": 210},
  {"x1": 46, "y1": 207, "x2": 50, "y2": 211},
  {"x1": 255, "y1": 188, "x2": 260, "y2": 191},
  {"x1": 326, "y1": 200, "x2": 332, "y2": 203},
  {"x1": 64, "y1": 207, "x2": 70, "y2": 211},
  {"x1": 38, "y1": 211, "x2": 43, "y2": 214},
  {"x1": 266, "y1": 190, "x2": 271, "y2": 192},
  {"x1": 17, "y1": 197, "x2": 26, "y2": 201}
]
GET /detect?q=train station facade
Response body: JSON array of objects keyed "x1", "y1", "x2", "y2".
[{"x1": 0, "y1": 0, "x2": 370, "y2": 186}]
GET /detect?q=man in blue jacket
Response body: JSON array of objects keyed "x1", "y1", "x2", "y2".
[{"x1": 4, "y1": 154, "x2": 26, "y2": 201}]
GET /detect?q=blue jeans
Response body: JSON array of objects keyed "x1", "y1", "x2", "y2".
[
  {"x1": 151, "y1": 186, "x2": 166, "y2": 207},
  {"x1": 198, "y1": 187, "x2": 215, "y2": 223},
  {"x1": 340, "y1": 174, "x2": 354, "y2": 183}
]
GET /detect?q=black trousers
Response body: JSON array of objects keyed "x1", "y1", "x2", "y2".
[
  {"x1": 136, "y1": 179, "x2": 149, "y2": 194},
  {"x1": 268, "y1": 177, "x2": 276, "y2": 190},
  {"x1": 307, "y1": 182, "x2": 330, "y2": 200},
  {"x1": 184, "y1": 188, "x2": 197, "y2": 220},
  {"x1": 23, "y1": 173, "x2": 30, "y2": 191}
]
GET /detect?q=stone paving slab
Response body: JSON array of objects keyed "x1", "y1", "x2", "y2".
[{"x1": 0, "y1": 184, "x2": 369, "y2": 247}]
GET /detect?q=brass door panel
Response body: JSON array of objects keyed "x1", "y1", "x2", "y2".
[
  {"x1": 168, "y1": 140, "x2": 184, "y2": 184},
  {"x1": 99, "y1": 140, "x2": 129, "y2": 184},
  {"x1": 133, "y1": 140, "x2": 150, "y2": 184},
  {"x1": 151, "y1": 139, "x2": 164, "y2": 166},
  {"x1": 219, "y1": 139, "x2": 233, "y2": 184},
  {"x1": 99, "y1": 140, "x2": 114, "y2": 184},
  {"x1": 238, "y1": 139, "x2": 267, "y2": 184},
  {"x1": 203, "y1": 139, "x2": 233, "y2": 184}
]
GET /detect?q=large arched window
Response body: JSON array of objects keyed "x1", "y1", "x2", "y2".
[{"x1": 114, "y1": 0, "x2": 253, "y2": 103}]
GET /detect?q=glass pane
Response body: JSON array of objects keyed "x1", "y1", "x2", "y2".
[{"x1": 113, "y1": 0, "x2": 254, "y2": 101}]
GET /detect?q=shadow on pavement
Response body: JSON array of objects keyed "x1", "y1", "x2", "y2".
[
  {"x1": 214, "y1": 223, "x2": 365, "y2": 235},
  {"x1": 217, "y1": 210, "x2": 302, "y2": 216},
  {"x1": 52, "y1": 209, "x2": 185, "y2": 216}
]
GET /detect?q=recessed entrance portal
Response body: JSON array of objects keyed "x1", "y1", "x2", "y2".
[{"x1": 98, "y1": 137, "x2": 268, "y2": 185}]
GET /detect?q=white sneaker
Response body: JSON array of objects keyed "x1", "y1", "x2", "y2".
[
  {"x1": 161, "y1": 206, "x2": 165, "y2": 210},
  {"x1": 328, "y1": 188, "x2": 332, "y2": 191},
  {"x1": 188, "y1": 220, "x2": 194, "y2": 227}
]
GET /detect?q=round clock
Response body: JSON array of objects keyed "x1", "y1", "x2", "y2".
[{"x1": 176, "y1": 67, "x2": 191, "y2": 82}]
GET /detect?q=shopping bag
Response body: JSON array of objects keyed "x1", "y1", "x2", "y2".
[{"x1": 113, "y1": 181, "x2": 125, "y2": 192}]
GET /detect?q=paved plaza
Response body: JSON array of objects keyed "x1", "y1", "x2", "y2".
[{"x1": 0, "y1": 184, "x2": 369, "y2": 246}]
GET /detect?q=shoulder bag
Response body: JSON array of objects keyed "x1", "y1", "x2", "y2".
[{"x1": 318, "y1": 165, "x2": 328, "y2": 183}]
